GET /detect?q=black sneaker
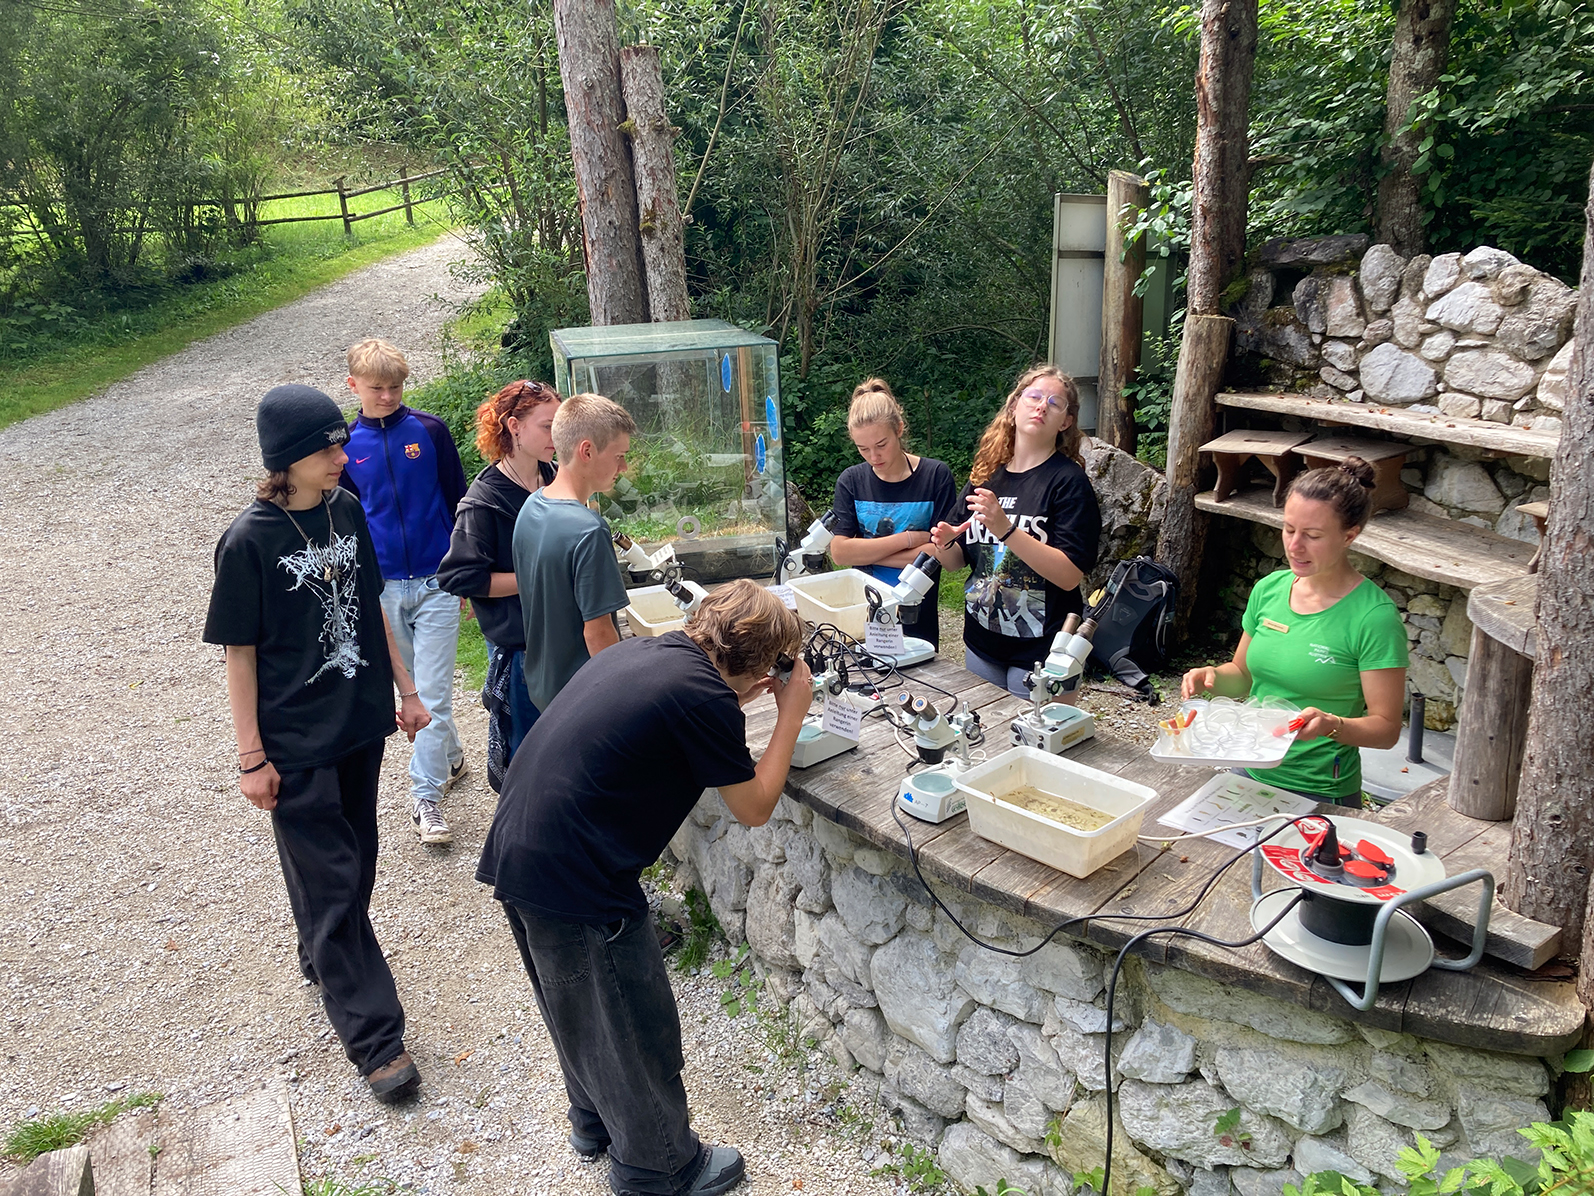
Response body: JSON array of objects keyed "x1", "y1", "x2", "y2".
[
  {"x1": 570, "y1": 1129, "x2": 610, "y2": 1157},
  {"x1": 611, "y1": 1146, "x2": 744, "y2": 1196}
]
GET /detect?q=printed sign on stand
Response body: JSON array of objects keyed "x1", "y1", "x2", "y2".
[
  {"x1": 769, "y1": 584, "x2": 798, "y2": 610},
  {"x1": 865, "y1": 621, "x2": 907, "y2": 659},
  {"x1": 820, "y1": 694, "x2": 863, "y2": 741}
]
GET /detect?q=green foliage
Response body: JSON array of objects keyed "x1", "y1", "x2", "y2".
[
  {"x1": 674, "y1": 887, "x2": 723, "y2": 973},
  {"x1": 456, "y1": 614, "x2": 488, "y2": 691},
  {"x1": 300, "y1": 1178, "x2": 400, "y2": 1196},
  {"x1": 1561, "y1": 1049, "x2": 1594, "y2": 1074},
  {"x1": 974, "y1": 1181, "x2": 1030, "y2": 1196},
  {"x1": 4, "y1": 1092, "x2": 161, "y2": 1163},
  {"x1": 711, "y1": 943, "x2": 760, "y2": 1018}
]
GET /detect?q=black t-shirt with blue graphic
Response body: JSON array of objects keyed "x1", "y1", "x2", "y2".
[
  {"x1": 832, "y1": 458, "x2": 959, "y2": 647},
  {"x1": 956, "y1": 453, "x2": 1101, "y2": 669}
]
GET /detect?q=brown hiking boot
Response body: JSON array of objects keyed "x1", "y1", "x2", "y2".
[{"x1": 367, "y1": 1050, "x2": 421, "y2": 1104}]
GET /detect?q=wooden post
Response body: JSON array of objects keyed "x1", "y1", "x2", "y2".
[
  {"x1": 400, "y1": 166, "x2": 414, "y2": 225},
  {"x1": 1185, "y1": 0, "x2": 1259, "y2": 316},
  {"x1": 1098, "y1": 170, "x2": 1148, "y2": 454},
  {"x1": 620, "y1": 44, "x2": 690, "y2": 324},
  {"x1": 1447, "y1": 624, "x2": 1533, "y2": 820},
  {"x1": 552, "y1": 0, "x2": 648, "y2": 326},
  {"x1": 1155, "y1": 314, "x2": 1232, "y2": 628},
  {"x1": 336, "y1": 177, "x2": 352, "y2": 236},
  {"x1": 1506, "y1": 156, "x2": 1594, "y2": 957}
]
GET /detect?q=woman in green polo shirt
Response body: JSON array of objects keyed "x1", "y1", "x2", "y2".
[{"x1": 1181, "y1": 457, "x2": 1409, "y2": 805}]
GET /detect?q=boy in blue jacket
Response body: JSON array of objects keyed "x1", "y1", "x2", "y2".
[{"x1": 340, "y1": 339, "x2": 469, "y2": 846}]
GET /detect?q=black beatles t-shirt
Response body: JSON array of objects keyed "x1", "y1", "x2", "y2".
[
  {"x1": 477, "y1": 632, "x2": 757, "y2": 923},
  {"x1": 957, "y1": 453, "x2": 1102, "y2": 669},
  {"x1": 203, "y1": 491, "x2": 395, "y2": 770}
]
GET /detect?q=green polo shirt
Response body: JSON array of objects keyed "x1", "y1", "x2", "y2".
[{"x1": 1242, "y1": 570, "x2": 1409, "y2": 801}]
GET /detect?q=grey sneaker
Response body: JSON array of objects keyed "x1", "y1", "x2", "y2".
[
  {"x1": 412, "y1": 800, "x2": 453, "y2": 844},
  {"x1": 443, "y1": 758, "x2": 469, "y2": 793}
]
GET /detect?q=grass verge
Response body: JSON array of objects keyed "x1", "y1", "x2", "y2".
[
  {"x1": 0, "y1": 193, "x2": 453, "y2": 432},
  {"x1": 3, "y1": 1092, "x2": 161, "y2": 1163}
]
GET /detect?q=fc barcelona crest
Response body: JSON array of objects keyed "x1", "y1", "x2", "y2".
[{"x1": 404, "y1": 442, "x2": 421, "y2": 459}]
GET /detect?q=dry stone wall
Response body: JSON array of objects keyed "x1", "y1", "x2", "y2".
[{"x1": 669, "y1": 795, "x2": 1558, "y2": 1196}]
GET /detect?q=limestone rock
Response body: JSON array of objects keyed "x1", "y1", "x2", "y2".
[
  {"x1": 1324, "y1": 275, "x2": 1367, "y2": 338},
  {"x1": 1426, "y1": 282, "x2": 1505, "y2": 336},
  {"x1": 959, "y1": 1006, "x2": 1023, "y2": 1075},
  {"x1": 1420, "y1": 330, "x2": 1456, "y2": 361},
  {"x1": 699, "y1": 843, "x2": 752, "y2": 937},
  {"x1": 1362, "y1": 318, "x2": 1394, "y2": 346},
  {"x1": 1292, "y1": 276, "x2": 1332, "y2": 334},
  {"x1": 1217, "y1": 1048, "x2": 1346, "y2": 1135},
  {"x1": 1342, "y1": 1080, "x2": 1450, "y2": 1130},
  {"x1": 1423, "y1": 1042, "x2": 1549, "y2": 1096},
  {"x1": 953, "y1": 1062, "x2": 1007, "y2": 1103},
  {"x1": 1292, "y1": 1134, "x2": 1374, "y2": 1185},
  {"x1": 1408, "y1": 654, "x2": 1455, "y2": 701},
  {"x1": 939, "y1": 1122, "x2": 1069, "y2": 1196},
  {"x1": 831, "y1": 865, "x2": 906, "y2": 946},
  {"x1": 1493, "y1": 263, "x2": 1538, "y2": 306},
  {"x1": 955, "y1": 944, "x2": 1048, "y2": 1024},
  {"x1": 1390, "y1": 296, "x2": 1426, "y2": 349},
  {"x1": 1320, "y1": 340, "x2": 1357, "y2": 371},
  {"x1": 1118, "y1": 1020, "x2": 1198, "y2": 1085},
  {"x1": 966, "y1": 1092, "x2": 1046, "y2": 1155},
  {"x1": 1051, "y1": 996, "x2": 1129, "y2": 1035},
  {"x1": 1028, "y1": 940, "x2": 1105, "y2": 1002},
  {"x1": 1009, "y1": 1022, "x2": 1078, "y2": 1112},
  {"x1": 1496, "y1": 275, "x2": 1577, "y2": 361},
  {"x1": 1440, "y1": 596, "x2": 1473, "y2": 658},
  {"x1": 1463, "y1": 246, "x2": 1520, "y2": 280},
  {"x1": 1320, "y1": 366, "x2": 1358, "y2": 391},
  {"x1": 1142, "y1": 965, "x2": 1355, "y2": 1044},
  {"x1": 1259, "y1": 234, "x2": 1370, "y2": 268},
  {"x1": 885, "y1": 1093, "x2": 946, "y2": 1147},
  {"x1": 1516, "y1": 413, "x2": 1561, "y2": 435},
  {"x1": 1230, "y1": 1166, "x2": 1304, "y2": 1196},
  {"x1": 794, "y1": 908, "x2": 821, "y2": 968},
  {"x1": 1535, "y1": 339, "x2": 1574, "y2": 410},
  {"x1": 886, "y1": 1042, "x2": 971, "y2": 1118},
  {"x1": 1234, "y1": 269, "x2": 1280, "y2": 353},
  {"x1": 1423, "y1": 253, "x2": 1463, "y2": 298},
  {"x1": 1504, "y1": 454, "x2": 1552, "y2": 482},
  {"x1": 819, "y1": 910, "x2": 876, "y2": 987},
  {"x1": 1191, "y1": 1166, "x2": 1235, "y2": 1196},
  {"x1": 1438, "y1": 393, "x2": 1481, "y2": 419},
  {"x1": 745, "y1": 867, "x2": 801, "y2": 969},
  {"x1": 1444, "y1": 349, "x2": 1536, "y2": 402},
  {"x1": 872, "y1": 932, "x2": 975, "y2": 1063},
  {"x1": 1359, "y1": 244, "x2": 1406, "y2": 312},
  {"x1": 1425, "y1": 457, "x2": 1505, "y2": 516},
  {"x1": 1004, "y1": 1075, "x2": 1057, "y2": 1140},
  {"x1": 1049, "y1": 1093, "x2": 1181, "y2": 1196},
  {"x1": 1344, "y1": 1105, "x2": 1413, "y2": 1185},
  {"x1": 1401, "y1": 253, "x2": 1433, "y2": 301},
  {"x1": 1481, "y1": 399, "x2": 1514, "y2": 423},
  {"x1": 840, "y1": 1006, "x2": 890, "y2": 1073},
  {"x1": 724, "y1": 822, "x2": 756, "y2": 865},
  {"x1": 1446, "y1": 656, "x2": 1469, "y2": 689},
  {"x1": 1455, "y1": 1083, "x2": 1548, "y2": 1162},
  {"x1": 1117, "y1": 1078, "x2": 1293, "y2": 1169},
  {"x1": 1259, "y1": 307, "x2": 1319, "y2": 367},
  {"x1": 811, "y1": 816, "x2": 857, "y2": 863},
  {"x1": 1045, "y1": 1016, "x2": 1120, "y2": 1092},
  {"x1": 1359, "y1": 342, "x2": 1438, "y2": 404}
]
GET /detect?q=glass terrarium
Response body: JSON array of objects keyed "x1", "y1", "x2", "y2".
[{"x1": 550, "y1": 319, "x2": 785, "y2": 583}]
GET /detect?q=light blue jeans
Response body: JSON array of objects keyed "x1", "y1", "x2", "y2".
[{"x1": 380, "y1": 575, "x2": 463, "y2": 807}]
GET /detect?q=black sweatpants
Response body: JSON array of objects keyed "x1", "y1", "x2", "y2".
[
  {"x1": 503, "y1": 903, "x2": 708, "y2": 1195},
  {"x1": 271, "y1": 739, "x2": 407, "y2": 1076}
]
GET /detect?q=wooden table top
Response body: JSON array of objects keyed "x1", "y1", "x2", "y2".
[{"x1": 741, "y1": 655, "x2": 1582, "y2": 1056}]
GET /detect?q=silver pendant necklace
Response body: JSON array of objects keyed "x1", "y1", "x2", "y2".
[{"x1": 282, "y1": 493, "x2": 336, "y2": 581}]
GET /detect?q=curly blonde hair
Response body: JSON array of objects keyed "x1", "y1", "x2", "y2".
[
  {"x1": 847, "y1": 377, "x2": 907, "y2": 438},
  {"x1": 685, "y1": 580, "x2": 804, "y2": 679},
  {"x1": 475, "y1": 379, "x2": 562, "y2": 463},
  {"x1": 967, "y1": 364, "x2": 1084, "y2": 486}
]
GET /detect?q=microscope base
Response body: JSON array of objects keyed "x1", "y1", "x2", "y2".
[
  {"x1": 791, "y1": 722, "x2": 857, "y2": 769},
  {"x1": 1010, "y1": 706, "x2": 1096, "y2": 754},
  {"x1": 897, "y1": 766, "x2": 968, "y2": 823}
]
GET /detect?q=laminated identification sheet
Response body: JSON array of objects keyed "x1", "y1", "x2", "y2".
[{"x1": 1156, "y1": 773, "x2": 1318, "y2": 849}]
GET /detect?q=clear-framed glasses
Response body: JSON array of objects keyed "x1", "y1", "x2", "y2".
[{"x1": 1019, "y1": 388, "x2": 1061, "y2": 413}]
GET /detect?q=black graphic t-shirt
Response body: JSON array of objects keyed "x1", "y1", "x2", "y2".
[
  {"x1": 204, "y1": 490, "x2": 395, "y2": 771},
  {"x1": 832, "y1": 458, "x2": 959, "y2": 647},
  {"x1": 957, "y1": 453, "x2": 1102, "y2": 669}
]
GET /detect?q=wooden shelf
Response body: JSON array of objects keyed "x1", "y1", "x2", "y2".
[
  {"x1": 1197, "y1": 487, "x2": 1535, "y2": 590},
  {"x1": 1217, "y1": 392, "x2": 1560, "y2": 458}
]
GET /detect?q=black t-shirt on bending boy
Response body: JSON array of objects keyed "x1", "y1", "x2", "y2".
[
  {"x1": 832, "y1": 458, "x2": 959, "y2": 648},
  {"x1": 956, "y1": 452, "x2": 1102, "y2": 670},
  {"x1": 203, "y1": 490, "x2": 395, "y2": 771},
  {"x1": 477, "y1": 632, "x2": 757, "y2": 924}
]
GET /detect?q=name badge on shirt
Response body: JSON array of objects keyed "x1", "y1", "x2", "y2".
[{"x1": 1261, "y1": 617, "x2": 1290, "y2": 634}]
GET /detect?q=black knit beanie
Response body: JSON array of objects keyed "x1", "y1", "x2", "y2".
[{"x1": 257, "y1": 385, "x2": 350, "y2": 471}]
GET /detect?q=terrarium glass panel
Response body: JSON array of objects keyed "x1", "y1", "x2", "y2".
[{"x1": 550, "y1": 319, "x2": 785, "y2": 582}]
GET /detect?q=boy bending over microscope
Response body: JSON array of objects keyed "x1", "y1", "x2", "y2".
[{"x1": 476, "y1": 581, "x2": 810, "y2": 1196}]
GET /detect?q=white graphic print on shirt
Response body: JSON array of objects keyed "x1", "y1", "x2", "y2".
[
  {"x1": 965, "y1": 513, "x2": 1050, "y2": 639},
  {"x1": 278, "y1": 533, "x2": 367, "y2": 684}
]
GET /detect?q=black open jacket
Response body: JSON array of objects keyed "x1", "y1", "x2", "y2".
[{"x1": 437, "y1": 459, "x2": 556, "y2": 650}]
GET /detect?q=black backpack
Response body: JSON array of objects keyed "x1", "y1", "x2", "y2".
[{"x1": 1084, "y1": 556, "x2": 1179, "y2": 699}]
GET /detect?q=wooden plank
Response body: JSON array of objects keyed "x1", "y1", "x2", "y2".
[
  {"x1": 1, "y1": 1146, "x2": 93, "y2": 1196},
  {"x1": 1468, "y1": 575, "x2": 1539, "y2": 659},
  {"x1": 1401, "y1": 961, "x2": 1584, "y2": 1054},
  {"x1": 151, "y1": 1080, "x2": 301, "y2": 1196},
  {"x1": 1196, "y1": 487, "x2": 1535, "y2": 590},
  {"x1": 88, "y1": 1109, "x2": 156, "y2": 1196},
  {"x1": 1199, "y1": 429, "x2": 1312, "y2": 453},
  {"x1": 1216, "y1": 391, "x2": 1560, "y2": 458}
]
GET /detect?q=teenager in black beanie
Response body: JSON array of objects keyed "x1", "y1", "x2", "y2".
[{"x1": 204, "y1": 384, "x2": 432, "y2": 1103}]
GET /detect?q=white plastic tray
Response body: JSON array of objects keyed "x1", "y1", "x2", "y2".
[
  {"x1": 953, "y1": 746, "x2": 1158, "y2": 879},
  {"x1": 787, "y1": 569, "x2": 881, "y2": 640},
  {"x1": 625, "y1": 585, "x2": 687, "y2": 638},
  {"x1": 1149, "y1": 698, "x2": 1299, "y2": 769}
]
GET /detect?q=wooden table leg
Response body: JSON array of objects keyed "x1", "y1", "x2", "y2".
[
  {"x1": 1367, "y1": 457, "x2": 1410, "y2": 516},
  {"x1": 1210, "y1": 452, "x2": 1246, "y2": 503},
  {"x1": 1268, "y1": 452, "x2": 1300, "y2": 507}
]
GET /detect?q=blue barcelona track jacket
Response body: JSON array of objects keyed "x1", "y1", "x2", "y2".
[{"x1": 340, "y1": 405, "x2": 468, "y2": 580}]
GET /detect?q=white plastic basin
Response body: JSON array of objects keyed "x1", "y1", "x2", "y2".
[
  {"x1": 626, "y1": 585, "x2": 687, "y2": 638},
  {"x1": 787, "y1": 569, "x2": 884, "y2": 640},
  {"x1": 954, "y1": 746, "x2": 1158, "y2": 879}
]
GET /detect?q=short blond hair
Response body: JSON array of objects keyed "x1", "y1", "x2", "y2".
[
  {"x1": 847, "y1": 377, "x2": 906, "y2": 437},
  {"x1": 686, "y1": 580, "x2": 804, "y2": 679},
  {"x1": 552, "y1": 393, "x2": 637, "y2": 459},
  {"x1": 347, "y1": 338, "x2": 410, "y2": 384}
]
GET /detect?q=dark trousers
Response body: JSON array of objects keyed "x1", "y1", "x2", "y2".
[
  {"x1": 503, "y1": 904, "x2": 707, "y2": 1195},
  {"x1": 272, "y1": 740, "x2": 407, "y2": 1076},
  {"x1": 504, "y1": 646, "x2": 541, "y2": 759}
]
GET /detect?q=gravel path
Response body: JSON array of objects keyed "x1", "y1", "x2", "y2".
[{"x1": 0, "y1": 237, "x2": 899, "y2": 1195}]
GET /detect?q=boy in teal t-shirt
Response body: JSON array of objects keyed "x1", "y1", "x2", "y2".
[{"x1": 1241, "y1": 570, "x2": 1409, "y2": 801}]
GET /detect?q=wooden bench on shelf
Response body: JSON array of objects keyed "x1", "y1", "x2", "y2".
[
  {"x1": 1198, "y1": 429, "x2": 1312, "y2": 505},
  {"x1": 1215, "y1": 391, "x2": 1561, "y2": 458},
  {"x1": 1295, "y1": 434, "x2": 1413, "y2": 516}
]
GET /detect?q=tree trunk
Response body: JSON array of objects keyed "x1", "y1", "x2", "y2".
[
  {"x1": 1185, "y1": 0, "x2": 1258, "y2": 317},
  {"x1": 620, "y1": 45, "x2": 690, "y2": 324},
  {"x1": 1505, "y1": 158, "x2": 1594, "y2": 952},
  {"x1": 1155, "y1": 314, "x2": 1233, "y2": 629},
  {"x1": 1374, "y1": 0, "x2": 1455, "y2": 258},
  {"x1": 552, "y1": 0, "x2": 647, "y2": 326},
  {"x1": 1098, "y1": 170, "x2": 1148, "y2": 454}
]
